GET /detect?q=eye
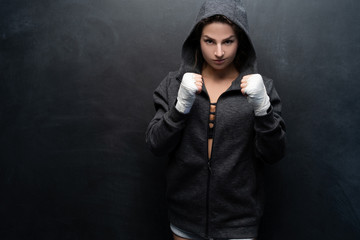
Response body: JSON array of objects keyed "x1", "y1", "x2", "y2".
[
  {"x1": 223, "y1": 40, "x2": 234, "y2": 45},
  {"x1": 204, "y1": 39, "x2": 214, "y2": 44}
]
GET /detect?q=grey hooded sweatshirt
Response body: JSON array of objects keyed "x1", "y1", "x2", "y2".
[{"x1": 146, "y1": 0, "x2": 286, "y2": 238}]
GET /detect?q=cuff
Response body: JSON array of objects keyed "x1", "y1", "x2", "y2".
[
  {"x1": 254, "y1": 106, "x2": 277, "y2": 131},
  {"x1": 168, "y1": 104, "x2": 189, "y2": 124}
]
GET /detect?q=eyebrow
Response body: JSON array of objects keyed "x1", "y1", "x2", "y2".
[{"x1": 203, "y1": 35, "x2": 236, "y2": 40}]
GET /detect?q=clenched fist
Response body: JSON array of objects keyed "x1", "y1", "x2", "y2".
[
  {"x1": 175, "y1": 73, "x2": 203, "y2": 114},
  {"x1": 241, "y1": 74, "x2": 270, "y2": 116}
]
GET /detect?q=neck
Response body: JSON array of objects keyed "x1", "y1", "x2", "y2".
[{"x1": 201, "y1": 63, "x2": 239, "y2": 80}]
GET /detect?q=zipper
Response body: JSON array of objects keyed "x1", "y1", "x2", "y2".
[
  {"x1": 204, "y1": 93, "x2": 212, "y2": 239},
  {"x1": 205, "y1": 94, "x2": 224, "y2": 238},
  {"x1": 206, "y1": 164, "x2": 211, "y2": 238},
  {"x1": 203, "y1": 76, "x2": 241, "y2": 238},
  {"x1": 206, "y1": 100, "x2": 216, "y2": 238}
]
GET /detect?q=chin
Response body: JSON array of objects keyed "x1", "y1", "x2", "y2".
[{"x1": 209, "y1": 63, "x2": 230, "y2": 71}]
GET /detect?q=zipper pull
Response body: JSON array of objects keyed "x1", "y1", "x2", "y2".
[{"x1": 208, "y1": 161, "x2": 212, "y2": 174}]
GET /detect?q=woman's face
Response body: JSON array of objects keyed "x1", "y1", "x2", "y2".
[{"x1": 200, "y1": 22, "x2": 238, "y2": 71}]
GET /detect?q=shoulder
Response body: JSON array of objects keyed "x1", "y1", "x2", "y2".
[
  {"x1": 260, "y1": 75, "x2": 276, "y2": 92},
  {"x1": 261, "y1": 75, "x2": 274, "y2": 85},
  {"x1": 153, "y1": 71, "x2": 182, "y2": 100},
  {"x1": 156, "y1": 71, "x2": 181, "y2": 90}
]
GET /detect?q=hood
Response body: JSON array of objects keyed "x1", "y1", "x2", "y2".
[{"x1": 179, "y1": 0, "x2": 257, "y2": 76}]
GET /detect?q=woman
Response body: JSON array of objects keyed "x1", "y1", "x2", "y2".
[{"x1": 146, "y1": 0, "x2": 286, "y2": 239}]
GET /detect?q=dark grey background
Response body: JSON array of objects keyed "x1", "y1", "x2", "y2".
[{"x1": 1, "y1": 0, "x2": 359, "y2": 239}]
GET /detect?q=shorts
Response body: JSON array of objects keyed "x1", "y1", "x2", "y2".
[{"x1": 170, "y1": 223, "x2": 255, "y2": 240}]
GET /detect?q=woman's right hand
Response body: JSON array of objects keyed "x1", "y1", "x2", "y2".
[{"x1": 175, "y1": 73, "x2": 203, "y2": 114}]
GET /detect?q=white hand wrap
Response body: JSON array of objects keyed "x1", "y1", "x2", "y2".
[
  {"x1": 175, "y1": 73, "x2": 198, "y2": 114},
  {"x1": 244, "y1": 74, "x2": 270, "y2": 116}
]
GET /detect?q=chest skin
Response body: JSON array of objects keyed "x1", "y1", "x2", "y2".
[{"x1": 204, "y1": 77, "x2": 235, "y2": 159}]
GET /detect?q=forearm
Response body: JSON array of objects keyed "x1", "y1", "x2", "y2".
[
  {"x1": 254, "y1": 107, "x2": 286, "y2": 164},
  {"x1": 249, "y1": 76, "x2": 286, "y2": 163},
  {"x1": 146, "y1": 104, "x2": 188, "y2": 156}
]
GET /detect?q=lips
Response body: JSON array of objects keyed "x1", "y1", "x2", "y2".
[{"x1": 213, "y1": 59, "x2": 226, "y2": 65}]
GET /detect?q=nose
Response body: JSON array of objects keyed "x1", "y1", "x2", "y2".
[{"x1": 214, "y1": 44, "x2": 224, "y2": 58}]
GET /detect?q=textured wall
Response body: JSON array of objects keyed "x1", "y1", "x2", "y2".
[{"x1": 0, "y1": 0, "x2": 359, "y2": 239}]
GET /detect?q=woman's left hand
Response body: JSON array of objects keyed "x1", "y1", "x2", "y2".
[{"x1": 240, "y1": 74, "x2": 270, "y2": 116}]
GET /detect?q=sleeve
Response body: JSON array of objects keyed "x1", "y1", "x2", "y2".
[
  {"x1": 253, "y1": 77, "x2": 287, "y2": 164},
  {"x1": 145, "y1": 75, "x2": 189, "y2": 156}
]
